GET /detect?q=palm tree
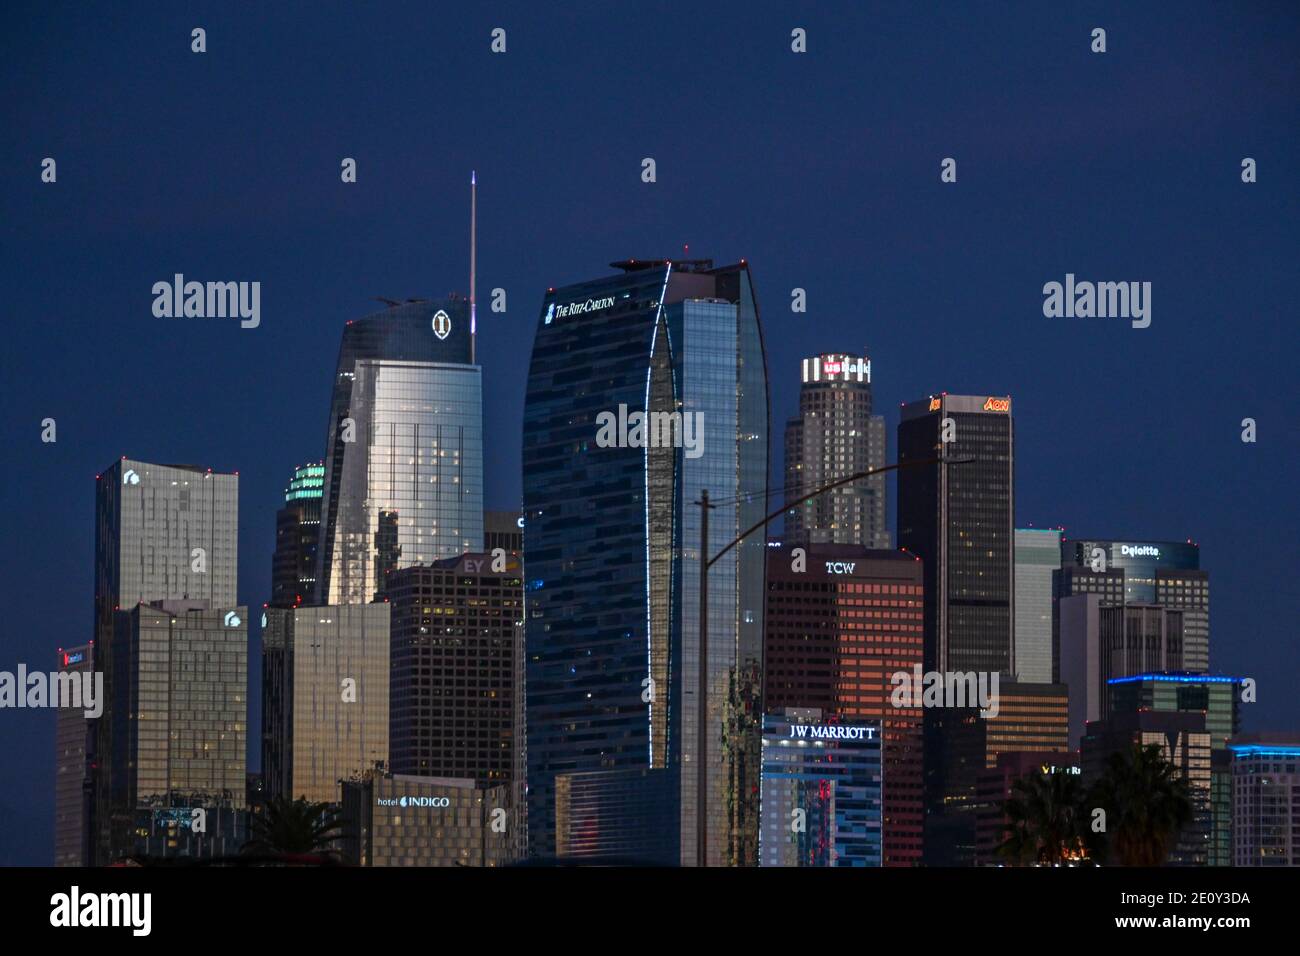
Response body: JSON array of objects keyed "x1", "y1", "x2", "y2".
[
  {"x1": 997, "y1": 767, "x2": 1089, "y2": 865},
  {"x1": 1088, "y1": 742, "x2": 1194, "y2": 866},
  {"x1": 243, "y1": 796, "x2": 344, "y2": 858}
]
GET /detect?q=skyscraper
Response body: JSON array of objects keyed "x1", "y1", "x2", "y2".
[
  {"x1": 1058, "y1": 594, "x2": 1186, "y2": 747},
  {"x1": 262, "y1": 603, "x2": 390, "y2": 804},
  {"x1": 784, "y1": 352, "x2": 889, "y2": 549},
  {"x1": 1082, "y1": 710, "x2": 1212, "y2": 866},
  {"x1": 105, "y1": 600, "x2": 248, "y2": 860},
  {"x1": 926, "y1": 681, "x2": 1070, "y2": 866},
  {"x1": 484, "y1": 510, "x2": 524, "y2": 554},
  {"x1": 897, "y1": 394, "x2": 1015, "y2": 676},
  {"x1": 1057, "y1": 538, "x2": 1208, "y2": 672},
  {"x1": 973, "y1": 752, "x2": 1082, "y2": 866},
  {"x1": 522, "y1": 257, "x2": 769, "y2": 865},
  {"x1": 1231, "y1": 734, "x2": 1300, "y2": 866},
  {"x1": 897, "y1": 394, "x2": 1014, "y2": 865},
  {"x1": 270, "y1": 461, "x2": 323, "y2": 608},
  {"x1": 764, "y1": 543, "x2": 924, "y2": 866},
  {"x1": 53, "y1": 643, "x2": 94, "y2": 866},
  {"x1": 759, "y1": 709, "x2": 883, "y2": 867},
  {"x1": 386, "y1": 552, "x2": 524, "y2": 859},
  {"x1": 92, "y1": 457, "x2": 240, "y2": 864},
  {"x1": 94, "y1": 458, "x2": 239, "y2": 646},
  {"x1": 314, "y1": 299, "x2": 484, "y2": 605},
  {"x1": 1108, "y1": 673, "x2": 1243, "y2": 866},
  {"x1": 1013, "y1": 528, "x2": 1060, "y2": 683}
]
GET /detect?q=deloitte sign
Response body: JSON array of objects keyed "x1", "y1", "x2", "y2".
[{"x1": 1119, "y1": 544, "x2": 1161, "y2": 559}]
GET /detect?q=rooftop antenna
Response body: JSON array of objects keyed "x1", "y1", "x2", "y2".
[{"x1": 470, "y1": 170, "x2": 477, "y2": 365}]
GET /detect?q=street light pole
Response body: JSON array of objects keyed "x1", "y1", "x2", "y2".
[
  {"x1": 694, "y1": 454, "x2": 968, "y2": 868},
  {"x1": 695, "y1": 488, "x2": 713, "y2": 868}
]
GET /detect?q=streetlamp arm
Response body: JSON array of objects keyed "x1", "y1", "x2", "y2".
[{"x1": 704, "y1": 455, "x2": 947, "y2": 570}]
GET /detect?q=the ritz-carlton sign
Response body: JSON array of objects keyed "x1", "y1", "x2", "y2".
[{"x1": 544, "y1": 295, "x2": 617, "y2": 324}]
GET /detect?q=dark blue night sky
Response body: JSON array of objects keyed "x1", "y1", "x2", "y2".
[{"x1": 1, "y1": 2, "x2": 1296, "y2": 865}]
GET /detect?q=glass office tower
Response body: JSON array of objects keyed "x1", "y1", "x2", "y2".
[
  {"x1": 522, "y1": 258, "x2": 769, "y2": 865},
  {"x1": 270, "y1": 461, "x2": 324, "y2": 608},
  {"x1": 106, "y1": 600, "x2": 248, "y2": 861},
  {"x1": 759, "y1": 709, "x2": 883, "y2": 867},
  {"x1": 53, "y1": 643, "x2": 94, "y2": 866},
  {"x1": 1014, "y1": 528, "x2": 1061, "y2": 683},
  {"x1": 95, "y1": 458, "x2": 239, "y2": 642},
  {"x1": 315, "y1": 300, "x2": 484, "y2": 605},
  {"x1": 262, "y1": 603, "x2": 390, "y2": 804},
  {"x1": 897, "y1": 394, "x2": 1015, "y2": 675},
  {"x1": 92, "y1": 457, "x2": 239, "y2": 864},
  {"x1": 897, "y1": 394, "x2": 1014, "y2": 864}
]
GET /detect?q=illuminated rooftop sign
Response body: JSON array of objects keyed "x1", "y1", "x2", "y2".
[
  {"x1": 802, "y1": 353, "x2": 870, "y2": 384},
  {"x1": 1120, "y1": 544, "x2": 1160, "y2": 558},
  {"x1": 546, "y1": 296, "x2": 617, "y2": 324},
  {"x1": 377, "y1": 795, "x2": 451, "y2": 808},
  {"x1": 431, "y1": 309, "x2": 452, "y2": 340},
  {"x1": 787, "y1": 724, "x2": 876, "y2": 741}
]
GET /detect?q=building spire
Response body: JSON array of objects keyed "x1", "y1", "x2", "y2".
[{"x1": 470, "y1": 170, "x2": 477, "y2": 365}]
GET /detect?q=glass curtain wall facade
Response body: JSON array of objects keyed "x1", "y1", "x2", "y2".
[
  {"x1": 262, "y1": 603, "x2": 391, "y2": 804},
  {"x1": 522, "y1": 259, "x2": 768, "y2": 865},
  {"x1": 1013, "y1": 528, "x2": 1061, "y2": 683},
  {"x1": 897, "y1": 395, "x2": 1014, "y2": 864},
  {"x1": 667, "y1": 295, "x2": 768, "y2": 868},
  {"x1": 106, "y1": 601, "x2": 247, "y2": 860},
  {"x1": 92, "y1": 457, "x2": 239, "y2": 864},
  {"x1": 759, "y1": 710, "x2": 883, "y2": 867},
  {"x1": 95, "y1": 459, "x2": 239, "y2": 645},
  {"x1": 897, "y1": 394, "x2": 1015, "y2": 675},
  {"x1": 315, "y1": 300, "x2": 483, "y2": 605}
]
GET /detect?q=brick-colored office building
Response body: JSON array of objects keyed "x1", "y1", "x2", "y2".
[{"x1": 765, "y1": 543, "x2": 924, "y2": 865}]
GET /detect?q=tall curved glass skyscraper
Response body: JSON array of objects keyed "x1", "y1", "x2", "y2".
[
  {"x1": 315, "y1": 299, "x2": 483, "y2": 605},
  {"x1": 522, "y1": 259, "x2": 769, "y2": 865}
]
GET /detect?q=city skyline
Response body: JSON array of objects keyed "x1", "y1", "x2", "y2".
[{"x1": 2, "y1": 2, "x2": 1296, "y2": 868}]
